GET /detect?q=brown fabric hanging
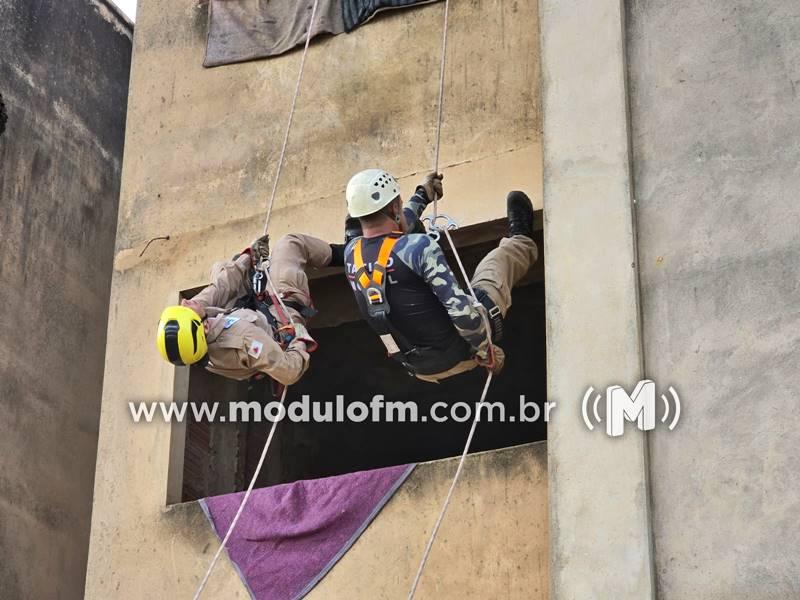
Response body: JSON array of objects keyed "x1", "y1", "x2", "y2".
[
  {"x1": 204, "y1": 0, "x2": 345, "y2": 68},
  {"x1": 204, "y1": 0, "x2": 441, "y2": 68}
]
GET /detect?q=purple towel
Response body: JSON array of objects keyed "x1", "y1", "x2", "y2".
[{"x1": 200, "y1": 463, "x2": 415, "y2": 599}]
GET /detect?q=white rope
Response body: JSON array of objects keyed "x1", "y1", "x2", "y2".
[
  {"x1": 193, "y1": 1, "x2": 321, "y2": 594},
  {"x1": 193, "y1": 385, "x2": 289, "y2": 599},
  {"x1": 441, "y1": 227, "x2": 481, "y2": 304},
  {"x1": 407, "y1": 230, "x2": 498, "y2": 600},
  {"x1": 262, "y1": 0, "x2": 322, "y2": 236},
  {"x1": 408, "y1": 371, "x2": 493, "y2": 599},
  {"x1": 431, "y1": 0, "x2": 451, "y2": 220},
  {"x1": 406, "y1": 6, "x2": 500, "y2": 590}
]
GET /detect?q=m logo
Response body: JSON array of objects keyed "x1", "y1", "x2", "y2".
[{"x1": 582, "y1": 380, "x2": 680, "y2": 437}]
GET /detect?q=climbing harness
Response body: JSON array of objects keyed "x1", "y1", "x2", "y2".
[
  {"x1": 352, "y1": 234, "x2": 473, "y2": 375},
  {"x1": 192, "y1": 0, "x2": 321, "y2": 597},
  {"x1": 351, "y1": 234, "x2": 407, "y2": 359}
]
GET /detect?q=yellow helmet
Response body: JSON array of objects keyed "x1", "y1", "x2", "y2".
[{"x1": 156, "y1": 305, "x2": 208, "y2": 366}]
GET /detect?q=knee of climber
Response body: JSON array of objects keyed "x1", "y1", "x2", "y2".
[{"x1": 272, "y1": 233, "x2": 305, "y2": 259}]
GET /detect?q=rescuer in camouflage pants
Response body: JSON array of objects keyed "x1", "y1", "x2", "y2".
[{"x1": 343, "y1": 169, "x2": 538, "y2": 382}]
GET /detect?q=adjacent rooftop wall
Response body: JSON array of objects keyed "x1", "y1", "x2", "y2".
[
  {"x1": 85, "y1": 0, "x2": 542, "y2": 595},
  {"x1": 627, "y1": 0, "x2": 800, "y2": 596},
  {"x1": 0, "y1": 0, "x2": 131, "y2": 597}
]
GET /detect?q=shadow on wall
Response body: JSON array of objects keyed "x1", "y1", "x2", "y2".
[{"x1": 0, "y1": 93, "x2": 7, "y2": 136}]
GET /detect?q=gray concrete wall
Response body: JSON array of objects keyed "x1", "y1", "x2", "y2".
[
  {"x1": 626, "y1": 1, "x2": 800, "y2": 597},
  {"x1": 0, "y1": 1, "x2": 131, "y2": 597},
  {"x1": 538, "y1": 0, "x2": 654, "y2": 597}
]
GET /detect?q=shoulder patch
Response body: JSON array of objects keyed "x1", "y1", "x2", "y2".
[
  {"x1": 224, "y1": 317, "x2": 239, "y2": 329},
  {"x1": 248, "y1": 340, "x2": 263, "y2": 359}
]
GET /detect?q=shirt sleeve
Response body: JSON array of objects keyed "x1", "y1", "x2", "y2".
[
  {"x1": 406, "y1": 188, "x2": 429, "y2": 218},
  {"x1": 243, "y1": 327, "x2": 310, "y2": 386},
  {"x1": 403, "y1": 234, "x2": 490, "y2": 359}
]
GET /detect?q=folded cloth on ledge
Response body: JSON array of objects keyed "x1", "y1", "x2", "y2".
[{"x1": 199, "y1": 463, "x2": 416, "y2": 600}]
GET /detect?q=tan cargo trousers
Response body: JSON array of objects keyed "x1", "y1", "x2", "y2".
[
  {"x1": 193, "y1": 234, "x2": 331, "y2": 384},
  {"x1": 268, "y1": 233, "x2": 333, "y2": 314}
]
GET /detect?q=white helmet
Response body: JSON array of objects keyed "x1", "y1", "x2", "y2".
[{"x1": 346, "y1": 169, "x2": 401, "y2": 218}]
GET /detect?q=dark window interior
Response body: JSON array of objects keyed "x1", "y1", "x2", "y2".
[{"x1": 180, "y1": 217, "x2": 546, "y2": 502}]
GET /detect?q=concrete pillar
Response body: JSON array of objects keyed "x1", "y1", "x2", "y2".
[{"x1": 538, "y1": 0, "x2": 654, "y2": 598}]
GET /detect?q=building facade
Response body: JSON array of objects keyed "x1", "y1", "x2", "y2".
[
  {"x1": 85, "y1": 0, "x2": 799, "y2": 598},
  {"x1": 0, "y1": 1, "x2": 132, "y2": 598}
]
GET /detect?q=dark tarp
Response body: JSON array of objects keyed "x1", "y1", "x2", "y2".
[{"x1": 341, "y1": 0, "x2": 439, "y2": 32}]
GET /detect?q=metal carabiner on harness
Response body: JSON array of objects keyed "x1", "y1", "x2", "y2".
[
  {"x1": 423, "y1": 213, "x2": 459, "y2": 242},
  {"x1": 251, "y1": 269, "x2": 266, "y2": 296}
]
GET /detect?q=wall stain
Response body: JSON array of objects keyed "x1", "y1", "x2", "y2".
[{"x1": 0, "y1": 93, "x2": 7, "y2": 137}]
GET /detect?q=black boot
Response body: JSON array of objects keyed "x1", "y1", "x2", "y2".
[
  {"x1": 506, "y1": 191, "x2": 534, "y2": 239},
  {"x1": 344, "y1": 215, "x2": 363, "y2": 244}
]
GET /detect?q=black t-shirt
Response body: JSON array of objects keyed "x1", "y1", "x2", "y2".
[{"x1": 345, "y1": 233, "x2": 486, "y2": 359}]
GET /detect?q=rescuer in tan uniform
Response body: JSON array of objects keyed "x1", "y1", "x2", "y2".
[{"x1": 156, "y1": 234, "x2": 338, "y2": 385}]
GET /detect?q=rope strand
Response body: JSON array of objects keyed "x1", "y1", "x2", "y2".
[
  {"x1": 409, "y1": 3, "x2": 501, "y2": 587},
  {"x1": 263, "y1": 0, "x2": 322, "y2": 235},
  {"x1": 193, "y1": 384, "x2": 289, "y2": 599},
  {"x1": 264, "y1": 264, "x2": 296, "y2": 327},
  {"x1": 407, "y1": 372, "x2": 493, "y2": 599},
  {"x1": 193, "y1": 1, "x2": 320, "y2": 595},
  {"x1": 431, "y1": 0, "x2": 451, "y2": 220}
]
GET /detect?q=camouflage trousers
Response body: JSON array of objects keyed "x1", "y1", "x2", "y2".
[{"x1": 415, "y1": 234, "x2": 538, "y2": 383}]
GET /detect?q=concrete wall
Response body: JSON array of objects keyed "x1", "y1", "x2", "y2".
[
  {"x1": 85, "y1": 0, "x2": 543, "y2": 595},
  {"x1": 310, "y1": 443, "x2": 548, "y2": 599},
  {"x1": 165, "y1": 443, "x2": 548, "y2": 599},
  {"x1": 627, "y1": 1, "x2": 800, "y2": 597},
  {"x1": 0, "y1": 1, "x2": 131, "y2": 598},
  {"x1": 538, "y1": 1, "x2": 654, "y2": 597}
]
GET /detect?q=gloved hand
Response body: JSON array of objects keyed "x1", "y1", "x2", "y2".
[
  {"x1": 251, "y1": 234, "x2": 271, "y2": 265},
  {"x1": 292, "y1": 322, "x2": 318, "y2": 353},
  {"x1": 475, "y1": 344, "x2": 505, "y2": 375},
  {"x1": 417, "y1": 172, "x2": 443, "y2": 204}
]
